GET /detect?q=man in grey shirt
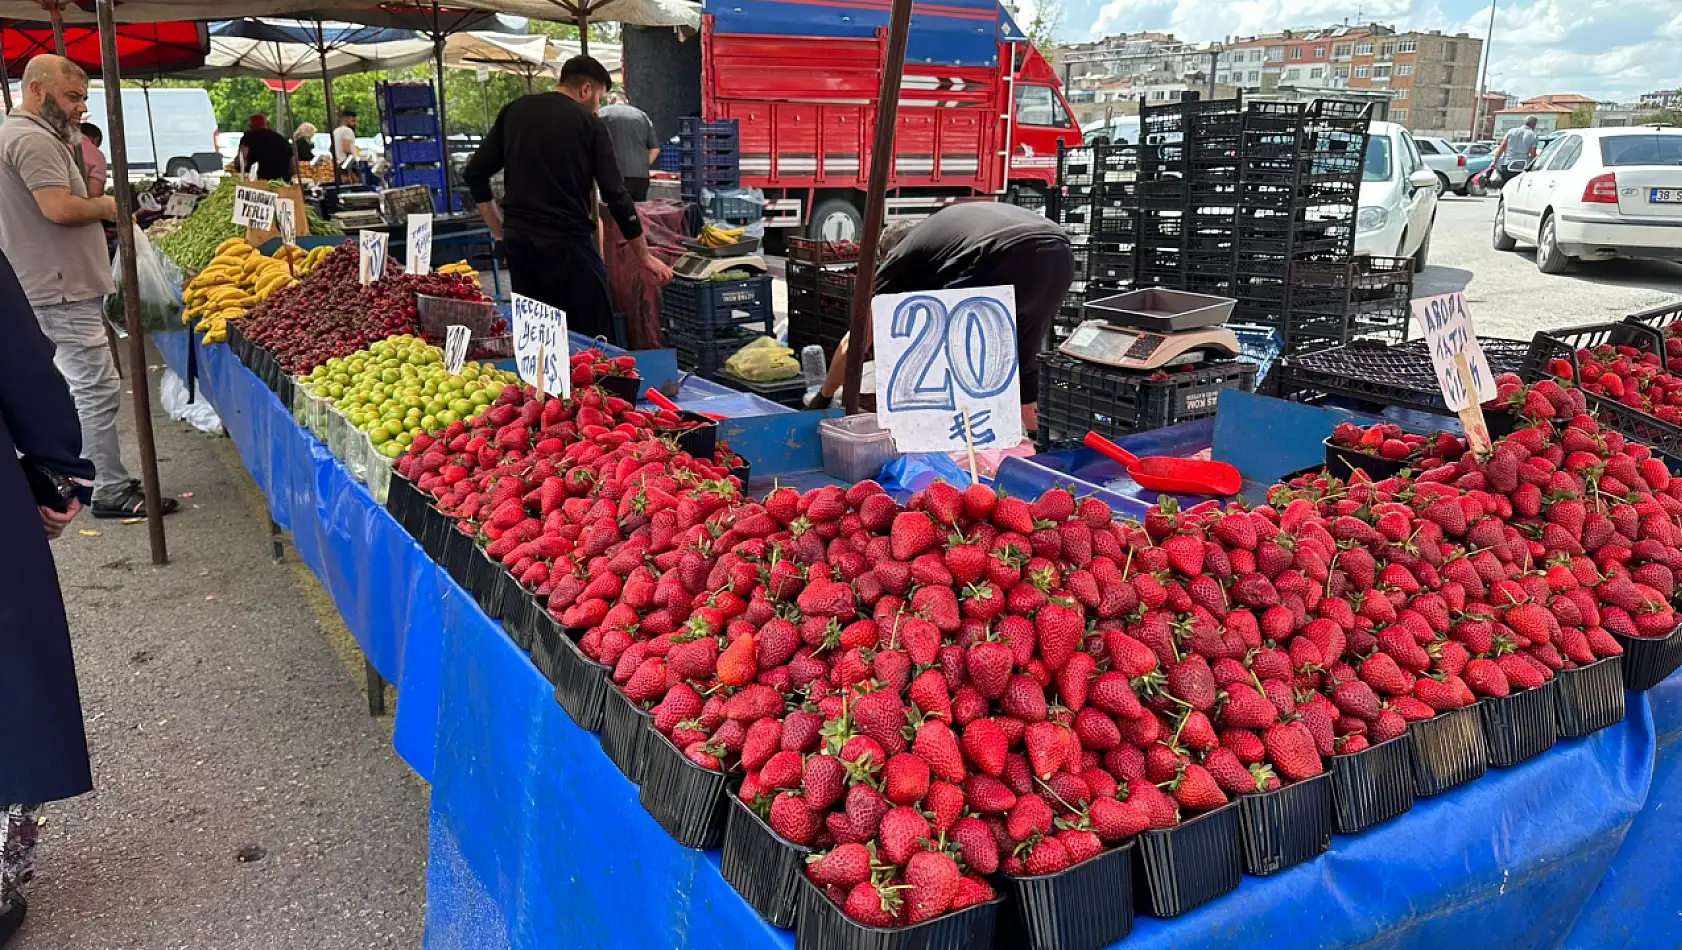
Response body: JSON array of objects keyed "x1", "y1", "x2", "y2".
[
  {"x1": 598, "y1": 94, "x2": 659, "y2": 202},
  {"x1": 1493, "y1": 115, "x2": 1540, "y2": 181},
  {"x1": 0, "y1": 55, "x2": 175, "y2": 518}
]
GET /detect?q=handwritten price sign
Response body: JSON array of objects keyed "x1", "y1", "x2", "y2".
[
  {"x1": 163, "y1": 193, "x2": 198, "y2": 217},
  {"x1": 276, "y1": 198, "x2": 297, "y2": 245},
  {"x1": 873, "y1": 285, "x2": 1023, "y2": 453},
  {"x1": 406, "y1": 212, "x2": 433, "y2": 276},
  {"x1": 443, "y1": 325, "x2": 470, "y2": 375},
  {"x1": 231, "y1": 186, "x2": 275, "y2": 230},
  {"x1": 1413, "y1": 291, "x2": 1497, "y2": 452},
  {"x1": 359, "y1": 230, "x2": 389, "y2": 285},
  {"x1": 512, "y1": 293, "x2": 570, "y2": 400}
]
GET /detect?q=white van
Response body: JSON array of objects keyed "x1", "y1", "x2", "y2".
[{"x1": 84, "y1": 85, "x2": 221, "y2": 178}]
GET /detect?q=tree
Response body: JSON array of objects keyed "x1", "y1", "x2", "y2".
[
  {"x1": 1642, "y1": 107, "x2": 1682, "y2": 127},
  {"x1": 1568, "y1": 105, "x2": 1595, "y2": 130},
  {"x1": 1024, "y1": 0, "x2": 1062, "y2": 57}
]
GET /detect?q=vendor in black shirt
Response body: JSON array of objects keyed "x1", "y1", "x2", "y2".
[
  {"x1": 237, "y1": 113, "x2": 295, "y2": 182},
  {"x1": 807, "y1": 202, "x2": 1075, "y2": 433},
  {"x1": 464, "y1": 56, "x2": 672, "y2": 338}
]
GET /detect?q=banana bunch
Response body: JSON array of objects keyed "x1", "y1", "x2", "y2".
[
  {"x1": 182, "y1": 239, "x2": 304, "y2": 344},
  {"x1": 296, "y1": 244, "x2": 332, "y2": 276},
  {"x1": 698, "y1": 224, "x2": 745, "y2": 248},
  {"x1": 438, "y1": 260, "x2": 481, "y2": 288}
]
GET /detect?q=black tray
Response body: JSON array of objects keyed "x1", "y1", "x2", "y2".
[
  {"x1": 550, "y1": 624, "x2": 609, "y2": 731},
  {"x1": 600, "y1": 685, "x2": 654, "y2": 784},
  {"x1": 671, "y1": 411, "x2": 719, "y2": 460},
  {"x1": 1554, "y1": 658, "x2": 1627, "y2": 738},
  {"x1": 1329, "y1": 733, "x2": 1415, "y2": 834},
  {"x1": 498, "y1": 577, "x2": 536, "y2": 652},
  {"x1": 1134, "y1": 801, "x2": 1242, "y2": 918},
  {"x1": 1271, "y1": 337, "x2": 1530, "y2": 417},
  {"x1": 720, "y1": 796, "x2": 812, "y2": 929},
  {"x1": 442, "y1": 527, "x2": 477, "y2": 588},
  {"x1": 598, "y1": 374, "x2": 641, "y2": 402},
  {"x1": 1409, "y1": 706, "x2": 1488, "y2": 797},
  {"x1": 1237, "y1": 773, "x2": 1332, "y2": 876},
  {"x1": 468, "y1": 549, "x2": 506, "y2": 620},
  {"x1": 639, "y1": 729, "x2": 732, "y2": 849},
  {"x1": 1480, "y1": 680, "x2": 1560, "y2": 768},
  {"x1": 1521, "y1": 321, "x2": 1682, "y2": 466},
  {"x1": 1611, "y1": 619, "x2": 1682, "y2": 692},
  {"x1": 997, "y1": 842, "x2": 1135, "y2": 950},
  {"x1": 1323, "y1": 437, "x2": 1409, "y2": 482},
  {"x1": 793, "y1": 872, "x2": 1003, "y2": 950}
]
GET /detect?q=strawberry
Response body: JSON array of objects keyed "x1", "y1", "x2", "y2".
[
  {"x1": 716, "y1": 632, "x2": 758, "y2": 686},
  {"x1": 1035, "y1": 598, "x2": 1086, "y2": 672},
  {"x1": 1088, "y1": 796, "x2": 1151, "y2": 843},
  {"x1": 843, "y1": 881, "x2": 902, "y2": 927},
  {"x1": 1463, "y1": 658, "x2": 1509, "y2": 698},
  {"x1": 964, "y1": 774, "x2": 1018, "y2": 814},
  {"x1": 950, "y1": 815, "x2": 1000, "y2": 875},
  {"x1": 807, "y1": 843, "x2": 872, "y2": 888},
  {"x1": 1024, "y1": 721, "x2": 1072, "y2": 779},
  {"x1": 904, "y1": 850, "x2": 961, "y2": 923},
  {"x1": 884, "y1": 753, "x2": 932, "y2": 805},
  {"x1": 912, "y1": 719, "x2": 967, "y2": 783},
  {"x1": 1006, "y1": 793, "x2": 1055, "y2": 842},
  {"x1": 967, "y1": 640, "x2": 1015, "y2": 699},
  {"x1": 769, "y1": 791, "x2": 821, "y2": 844},
  {"x1": 880, "y1": 806, "x2": 934, "y2": 865},
  {"x1": 803, "y1": 755, "x2": 847, "y2": 810},
  {"x1": 1172, "y1": 764, "x2": 1227, "y2": 811},
  {"x1": 962, "y1": 719, "x2": 1009, "y2": 776},
  {"x1": 992, "y1": 496, "x2": 1036, "y2": 535},
  {"x1": 1263, "y1": 721, "x2": 1323, "y2": 780}
]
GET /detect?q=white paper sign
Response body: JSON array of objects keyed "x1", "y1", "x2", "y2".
[
  {"x1": 137, "y1": 192, "x2": 160, "y2": 213},
  {"x1": 406, "y1": 212, "x2": 433, "y2": 276},
  {"x1": 246, "y1": 163, "x2": 260, "y2": 181},
  {"x1": 873, "y1": 285, "x2": 1024, "y2": 453},
  {"x1": 511, "y1": 293, "x2": 570, "y2": 400},
  {"x1": 276, "y1": 198, "x2": 297, "y2": 245},
  {"x1": 443, "y1": 325, "x2": 471, "y2": 375},
  {"x1": 1412, "y1": 292, "x2": 1497, "y2": 413},
  {"x1": 359, "y1": 229, "x2": 389, "y2": 285},
  {"x1": 232, "y1": 185, "x2": 276, "y2": 230},
  {"x1": 163, "y1": 193, "x2": 198, "y2": 217}
]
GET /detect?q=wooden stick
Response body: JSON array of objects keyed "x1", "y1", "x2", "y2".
[
  {"x1": 1453, "y1": 353, "x2": 1492, "y2": 455},
  {"x1": 536, "y1": 341, "x2": 547, "y2": 401},
  {"x1": 961, "y1": 407, "x2": 980, "y2": 484}
]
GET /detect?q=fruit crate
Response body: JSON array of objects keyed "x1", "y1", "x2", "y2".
[
  {"x1": 1622, "y1": 298, "x2": 1682, "y2": 338},
  {"x1": 1520, "y1": 321, "x2": 1682, "y2": 464},
  {"x1": 787, "y1": 237, "x2": 860, "y2": 265},
  {"x1": 660, "y1": 275, "x2": 774, "y2": 337},
  {"x1": 1270, "y1": 337, "x2": 1532, "y2": 416},
  {"x1": 714, "y1": 369, "x2": 808, "y2": 409},
  {"x1": 671, "y1": 334, "x2": 760, "y2": 380},
  {"x1": 1057, "y1": 142, "x2": 1139, "y2": 189},
  {"x1": 1036, "y1": 352, "x2": 1258, "y2": 452},
  {"x1": 997, "y1": 843, "x2": 1136, "y2": 950},
  {"x1": 719, "y1": 796, "x2": 812, "y2": 929}
]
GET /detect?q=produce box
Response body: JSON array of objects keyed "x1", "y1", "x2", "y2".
[{"x1": 1035, "y1": 352, "x2": 1258, "y2": 451}]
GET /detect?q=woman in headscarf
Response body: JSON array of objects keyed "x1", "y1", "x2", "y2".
[{"x1": 0, "y1": 245, "x2": 96, "y2": 946}]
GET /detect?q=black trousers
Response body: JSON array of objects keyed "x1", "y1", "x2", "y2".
[
  {"x1": 623, "y1": 177, "x2": 650, "y2": 202},
  {"x1": 504, "y1": 232, "x2": 614, "y2": 340},
  {"x1": 948, "y1": 238, "x2": 1076, "y2": 404}
]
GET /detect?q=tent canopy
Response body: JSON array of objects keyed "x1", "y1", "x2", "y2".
[
  {"x1": 192, "y1": 18, "x2": 435, "y2": 81},
  {"x1": 2, "y1": 19, "x2": 208, "y2": 76},
  {"x1": 0, "y1": 0, "x2": 698, "y2": 30}
]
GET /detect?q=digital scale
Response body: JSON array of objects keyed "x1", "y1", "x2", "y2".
[
  {"x1": 1059, "y1": 288, "x2": 1241, "y2": 371},
  {"x1": 672, "y1": 252, "x2": 768, "y2": 280}
]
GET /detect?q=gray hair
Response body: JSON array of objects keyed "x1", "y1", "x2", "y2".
[
  {"x1": 21, "y1": 54, "x2": 87, "y2": 90},
  {"x1": 1524, "y1": 115, "x2": 1538, "y2": 127}
]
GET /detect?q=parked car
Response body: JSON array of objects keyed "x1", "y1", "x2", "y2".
[
  {"x1": 1492, "y1": 125, "x2": 1682, "y2": 273},
  {"x1": 1451, "y1": 141, "x2": 1496, "y2": 181},
  {"x1": 1412, "y1": 135, "x2": 1471, "y2": 195},
  {"x1": 83, "y1": 85, "x2": 221, "y2": 178},
  {"x1": 1081, "y1": 114, "x2": 1142, "y2": 146},
  {"x1": 1355, "y1": 120, "x2": 1441, "y2": 269}
]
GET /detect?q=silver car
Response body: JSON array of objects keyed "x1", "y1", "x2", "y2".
[{"x1": 1411, "y1": 136, "x2": 1472, "y2": 195}]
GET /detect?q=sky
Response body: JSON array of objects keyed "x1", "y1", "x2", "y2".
[{"x1": 1038, "y1": 0, "x2": 1682, "y2": 104}]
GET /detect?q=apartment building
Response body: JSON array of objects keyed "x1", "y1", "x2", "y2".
[
  {"x1": 1056, "y1": 32, "x2": 1223, "y2": 124},
  {"x1": 1640, "y1": 89, "x2": 1682, "y2": 110}
]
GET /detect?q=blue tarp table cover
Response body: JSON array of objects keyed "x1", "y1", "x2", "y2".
[{"x1": 153, "y1": 331, "x2": 1682, "y2": 948}]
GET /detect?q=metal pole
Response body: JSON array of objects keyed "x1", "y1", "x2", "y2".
[
  {"x1": 1207, "y1": 49, "x2": 1217, "y2": 99},
  {"x1": 317, "y1": 22, "x2": 341, "y2": 188},
  {"x1": 1472, "y1": 0, "x2": 1497, "y2": 140},
  {"x1": 1, "y1": 23, "x2": 14, "y2": 113},
  {"x1": 143, "y1": 82, "x2": 160, "y2": 177},
  {"x1": 49, "y1": 3, "x2": 65, "y2": 56},
  {"x1": 578, "y1": 14, "x2": 589, "y2": 57},
  {"x1": 433, "y1": 32, "x2": 452, "y2": 212},
  {"x1": 841, "y1": 0, "x2": 913, "y2": 414},
  {"x1": 96, "y1": 0, "x2": 167, "y2": 565}
]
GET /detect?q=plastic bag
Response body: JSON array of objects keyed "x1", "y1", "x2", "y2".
[
  {"x1": 160, "y1": 368, "x2": 223, "y2": 435},
  {"x1": 724, "y1": 336, "x2": 802, "y2": 382},
  {"x1": 106, "y1": 226, "x2": 185, "y2": 334}
]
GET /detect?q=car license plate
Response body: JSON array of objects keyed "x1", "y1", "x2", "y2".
[{"x1": 1652, "y1": 188, "x2": 1682, "y2": 203}]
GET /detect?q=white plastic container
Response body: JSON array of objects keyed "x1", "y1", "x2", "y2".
[{"x1": 819, "y1": 414, "x2": 898, "y2": 483}]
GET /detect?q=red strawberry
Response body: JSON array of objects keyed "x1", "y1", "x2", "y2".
[
  {"x1": 904, "y1": 850, "x2": 961, "y2": 923},
  {"x1": 1172, "y1": 763, "x2": 1227, "y2": 811},
  {"x1": 769, "y1": 791, "x2": 821, "y2": 844},
  {"x1": 962, "y1": 718, "x2": 1009, "y2": 776},
  {"x1": 884, "y1": 754, "x2": 932, "y2": 806},
  {"x1": 1263, "y1": 721, "x2": 1323, "y2": 780},
  {"x1": 1035, "y1": 598, "x2": 1086, "y2": 671},
  {"x1": 807, "y1": 842, "x2": 872, "y2": 887},
  {"x1": 879, "y1": 806, "x2": 933, "y2": 865},
  {"x1": 843, "y1": 881, "x2": 902, "y2": 927}
]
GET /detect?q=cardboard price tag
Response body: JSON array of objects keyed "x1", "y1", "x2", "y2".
[
  {"x1": 873, "y1": 285, "x2": 1024, "y2": 453},
  {"x1": 137, "y1": 192, "x2": 161, "y2": 213},
  {"x1": 163, "y1": 193, "x2": 198, "y2": 217},
  {"x1": 359, "y1": 230, "x2": 389, "y2": 285},
  {"x1": 511, "y1": 293, "x2": 570, "y2": 400},
  {"x1": 443, "y1": 325, "x2": 470, "y2": 375},
  {"x1": 406, "y1": 212, "x2": 433, "y2": 276},
  {"x1": 232, "y1": 186, "x2": 276, "y2": 230},
  {"x1": 1413, "y1": 292, "x2": 1498, "y2": 452},
  {"x1": 276, "y1": 198, "x2": 297, "y2": 245}
]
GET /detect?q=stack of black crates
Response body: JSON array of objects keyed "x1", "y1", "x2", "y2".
[
  {"x1": 785, "y1": 237, "x2": 857, "y2": 362},
  {"x1": 679, "y1": 117, "x2": 740, "y2": 207},
  {"x1": 660, "y1": 274, "x2": 775, "y2": 380},
  {"x1": 1049, "y1": 96, "x2": 1414, "y2": 357}
]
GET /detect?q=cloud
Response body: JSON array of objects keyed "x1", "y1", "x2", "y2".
[{"x1": 1071, "y1": 0, "x2": 1682, "y2": 102}]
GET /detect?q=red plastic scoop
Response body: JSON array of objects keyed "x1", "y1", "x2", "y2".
[
  {"x1": 646, "y1": 388, "x2": 724, "y2": 422},
  {"x1": 1083, "y1": 432, "x2": 1243, "y2": 496}
]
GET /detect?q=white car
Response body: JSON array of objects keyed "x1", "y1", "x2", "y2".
[
  {"x1": 1081, "y1": 115, "x2": 1141, "y2": 146},
  {"x1": 1355, "y1": 120, "x2": 1441, "y2": 268},
  {"x1": 1412, "y1": 135, "x2": 1471, "y2": 195},
  {"x1": 1493, "y1": 126, "x2": 1682, "y2": 273}
]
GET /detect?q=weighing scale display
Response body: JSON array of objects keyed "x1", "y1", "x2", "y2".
[{"x1": 1060, "y1": 320, "x2": 1240, "y2": 371}]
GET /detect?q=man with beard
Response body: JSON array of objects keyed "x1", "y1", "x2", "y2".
[{"x1": 0, "y1": 55, "x2": 177, "y2": 519}]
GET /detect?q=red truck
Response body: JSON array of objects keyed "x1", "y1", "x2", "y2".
[{"x1": 699, "y1": 0, "x2": 1082, "y2": 241}]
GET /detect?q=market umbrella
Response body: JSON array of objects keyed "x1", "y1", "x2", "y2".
[
  {"x1": 0, "y1": 18, "x2": 207, "y2": 141},
  {"x1": 443, "y1": 29, "x2": 549, "y2": 92}
]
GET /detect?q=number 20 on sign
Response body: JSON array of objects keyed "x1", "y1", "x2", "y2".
[{"x1": 873, "y1": 286, "x2": 1023, "y2": 453}]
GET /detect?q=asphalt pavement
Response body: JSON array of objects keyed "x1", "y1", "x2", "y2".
[
  {"x1": 1414, "y1": 192, "x2": 1682, "y2": 336},
  {"x1": 12, "y1": 355, "x2": 428, "y2": 950}
]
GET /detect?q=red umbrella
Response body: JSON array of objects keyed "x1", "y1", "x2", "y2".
[{"x1": 2, "y1": 20, "x2": 208, "y2": 77}]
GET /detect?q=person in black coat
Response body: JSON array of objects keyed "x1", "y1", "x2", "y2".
[{"x1": 0, "y1": 246, "x2": 96, "y2": 945}]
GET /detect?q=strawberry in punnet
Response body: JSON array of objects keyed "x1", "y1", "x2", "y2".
[
  {"x1": 807, "y1": 843, "x2": 872, "y2": 888},
  {"x1": 903, "y1": 850, "x2": 961, "y2": 923},
  {"x1": 1263, "y1": 720, "x2": 1324, "y2": 780}
]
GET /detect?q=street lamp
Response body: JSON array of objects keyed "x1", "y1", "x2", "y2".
[{"x1": 1471, "y1": 0, "x2": 1497, "y2": 140}]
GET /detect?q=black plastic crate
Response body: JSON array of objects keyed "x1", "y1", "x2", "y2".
[
  {"x1": 1058, "y1": 143, "x2": 1139, "y2": 189},
  {"x1": 1623, "y1": 299, "x2": 1682, "y2": 337},
  {"x1": 716, "y1": 369, "x2": 808, "y2": 408},
  {"x1": 550, "y1": 625, "x2": 609, "y2": 731},
  {"x1": 672, "y1": 335, "x2": 760, "y2": 379},
  {"x1": 794, "y1": 872, "x2": 1002, "y2": 950},
  {"x1": 600, "y1": 684, "x2": 655, "y2": 784},
  {"x1": 1555, "y1": 658, "x2": 1627, "y2": 737},
  {"x1": 1272, "y1": 337, "x2": 1531, "y2": 415},
  {"x1": 1329, "y1": 733, "x2": 1415, "y2": 834},
  {"x1": 787, "y1": 237, "x2": 860, "y2": 265},
  {"x1": 639, "y1": 729, "x2": 732, "y2": 849},
  {"x1": 720, "y1": 796, "x2": 811, "y2": 929},
  {"x1": 662, "y1": 275, "x2": 775, "y2": 337},
  {"x1": 1521, "y1": 321, "x2": 1682, "y2": 465},
  {"x1": 1237, "y1": 773, "x2": 1332, "y2": 876},
  {"x1": 1480, "y1": 680, "x2": 1559, "y2": 768},
  {"x1": 1409, "y1": 705, "x2": 1488, "y2": 797},
  {"x1": 996, "y1": 842, "x2": 1136, "y2": 950},
  {"x1": 1611, "y1": 619, "x2": 1682, "y2": 691},
  {"x1": 1036, "y1": 353, "x2": 1257, "y2": 451},
  {"x1": 1133, "y1": 801, "x2": 1242, "y2": 918}
]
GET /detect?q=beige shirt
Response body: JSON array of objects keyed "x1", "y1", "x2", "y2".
[{"x1": 0, "y1": 111, "x2": 114, "y2": 308}]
